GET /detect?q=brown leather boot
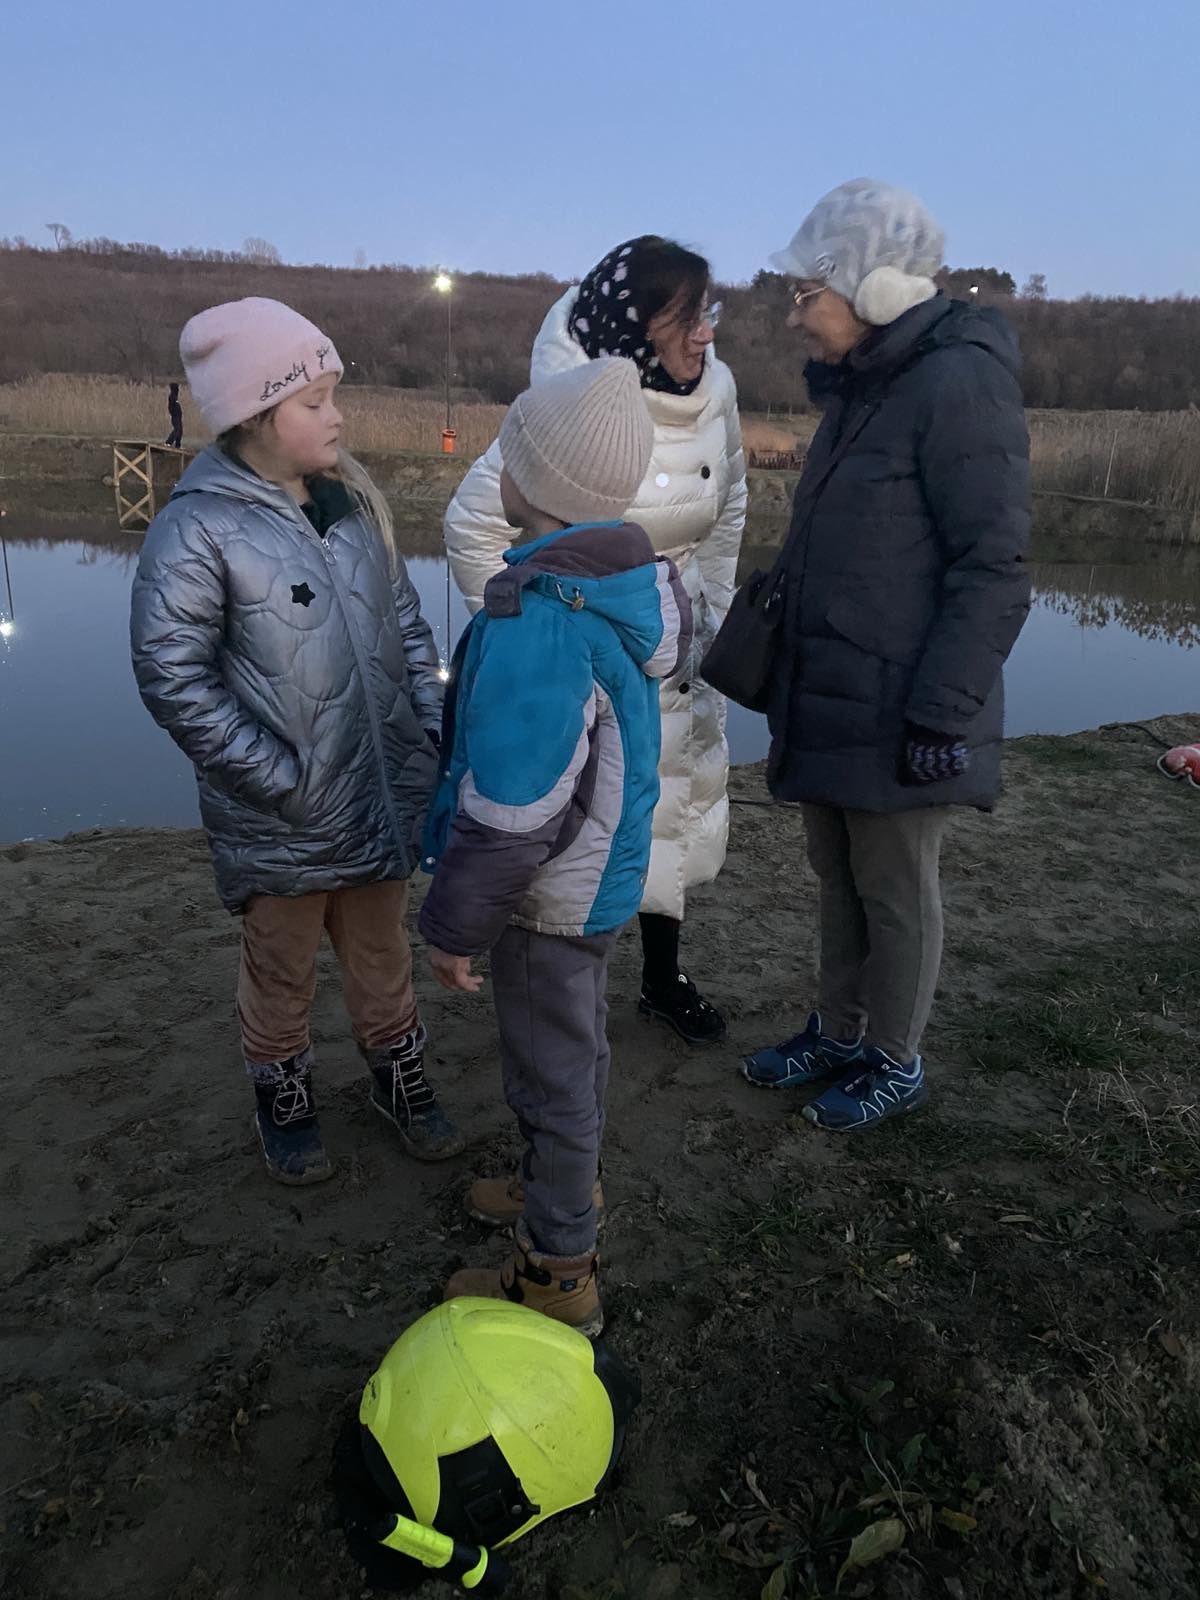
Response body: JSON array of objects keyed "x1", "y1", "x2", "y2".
[
  {"x1": 466, "y1": 1170, "x2": 606, "y2": 1228},
  {"x1": 444, "y1": 1219, "x2": 603, "y2": 1337}
]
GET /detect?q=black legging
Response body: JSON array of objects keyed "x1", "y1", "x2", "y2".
[{"x1": 638, "y1": 912, "x2": 680, "y2": 991}]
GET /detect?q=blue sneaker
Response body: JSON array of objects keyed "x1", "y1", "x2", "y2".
[
  {"x1": 802, "y1": 1048, "x2": 928, "y2": 1132},
  {"x1": 740, "y1": 1011, "x2": 865, "y2": 1089}
]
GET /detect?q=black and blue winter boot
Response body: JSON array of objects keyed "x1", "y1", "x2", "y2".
[
  {"x1": 363, "y1": 1025, "x2": 466, "y2": 1162},
  {"x1": 249, "y1": 1048, "x2": 334, "y2": 1186}
]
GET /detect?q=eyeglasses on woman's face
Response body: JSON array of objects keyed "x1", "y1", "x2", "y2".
[
  {"x1": 690, "y1": 301, "x2": 721, "y2": 333},
  {"x1": 791, "y1": 282, "x2": 829, "y2": 308}
]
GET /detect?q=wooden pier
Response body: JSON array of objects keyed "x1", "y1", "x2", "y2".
[{"x1": 113, "y1": 441, "x2": 195, "y2": 529}]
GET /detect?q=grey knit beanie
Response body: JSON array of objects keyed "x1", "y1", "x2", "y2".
[
  {"x1": 499, "y1": 356, "x2": 654, "y2": 526},
  {"x1": 769, "y1": 178, "x2": 946, "y2": 326}
]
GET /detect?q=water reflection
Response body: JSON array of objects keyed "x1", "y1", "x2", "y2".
[
  {"x1": 725, "y1": 528, "x2": 1200, "y2": 760},
  {"x1": 1035, "y1": 560, "x2": 1200, "y2": 647},
  {"x1": 1, "y1": 510, "x2": 1197, "y2": 840},
  {"x1": 736, "y1": 527, "x2": 1200, "y2": 650}
]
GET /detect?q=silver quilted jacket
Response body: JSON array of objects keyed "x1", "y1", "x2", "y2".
[{"x1": 130, "y1": 446, "x2": 442, "y2": 910}]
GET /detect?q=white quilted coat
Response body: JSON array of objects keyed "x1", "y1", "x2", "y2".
[{"x1": 443, "y1": 287, "x2": 747, "y2": 920}]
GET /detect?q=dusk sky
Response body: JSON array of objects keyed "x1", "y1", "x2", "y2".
[{"x1": 6, "y1": 0, "x2": 1198, "y2": 298}]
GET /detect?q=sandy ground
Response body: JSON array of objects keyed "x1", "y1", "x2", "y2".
[{"x1": 3, "y1": 718, "x2": 1198, "y2": 1600}]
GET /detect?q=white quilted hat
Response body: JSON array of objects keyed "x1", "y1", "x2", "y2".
[{"x1": 769, "y1": 178, "x2": 946, "y2": 326}]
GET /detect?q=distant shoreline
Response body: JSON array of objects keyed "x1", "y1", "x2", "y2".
[{"x1": 2, "y1": 430, "x2": 1197, "y2": 546}]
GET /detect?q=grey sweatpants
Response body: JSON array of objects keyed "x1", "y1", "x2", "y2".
[
  {"x1": 802, "y1": 805, "x2": 949, "y2": 1063},
  {"x1": 490, "y1": 924, "x2": 616, "y2": 1258}
]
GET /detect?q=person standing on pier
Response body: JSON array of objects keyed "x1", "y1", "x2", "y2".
[{"x1": 166, "y1": 382, "x2": 184, "y2": 449}]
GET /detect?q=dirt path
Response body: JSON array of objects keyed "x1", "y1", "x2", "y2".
[{"x1": 3, "y1": 718, "x2": 1198, "y2": 1600}]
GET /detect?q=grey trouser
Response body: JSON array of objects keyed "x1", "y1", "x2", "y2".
[
  {"x1": 801, "y1": 805, "x2": 949, "y2": 1063},
  {"x1": 490, "y1": 924, "x2": 615, "y2": 1258}
]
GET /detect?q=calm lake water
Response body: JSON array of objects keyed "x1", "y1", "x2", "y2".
[{"x1": 1, "y1": 511, "x2": 1197, "y2": 842}]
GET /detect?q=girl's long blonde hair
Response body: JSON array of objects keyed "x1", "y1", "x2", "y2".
[
  {"x1": 334, "y1": 447, "x2": 395, "y2": 561},
  {"x1": 218, "y1": 423, "x2": 396, "y2": 564}
]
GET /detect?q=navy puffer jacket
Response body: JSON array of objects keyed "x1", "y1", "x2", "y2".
[
  {"x1": 767, "y1": 296, "x2": 1032, "y2": 812},
  {"x1": 131, "y1": 447, "x2": 441, "y2": 910}
]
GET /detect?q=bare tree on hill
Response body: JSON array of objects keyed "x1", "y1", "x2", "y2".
[{"x1": 243, "y1": 236, "x2": 281, "y2": 266}]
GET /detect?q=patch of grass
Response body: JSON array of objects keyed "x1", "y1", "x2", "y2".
[
  {"x1": 1164, "y1": 1394, "x2": 1200, "y2": 1512},
  {"x1": 727, "y1": 1190, "x2": 815, "y2": 1265},
  {"x1": 947, "y1": 933, "x2": 1199, "y2": 1192},
  {"x1": 1026, "y1": 1066, "x2": 1199, "y2": 1187},
  {"x1": 975, "y1": 986, "x2": 1155, "y2": 1071},
  {"x1": 950, "y1": 935, "x2": 1197, "y2": 1075},
  {"x1": 683, "y1": 1389, "x2": 999, "y2": 1600},
  {"x1": 843, "y1": 1109, "x2": 1009, "y2": 1169},
  {"x1": 1011, "y1": 736, "x2": 1128, "y2": 771}
]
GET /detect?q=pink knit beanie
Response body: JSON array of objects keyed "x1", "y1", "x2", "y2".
[{"x1": 179, "y1": 297, "x2": 343, "y2": 435}]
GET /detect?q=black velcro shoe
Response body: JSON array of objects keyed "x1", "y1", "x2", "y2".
[{"x1": 639, "y1": 972, "x2": 728, "y2": 1045}]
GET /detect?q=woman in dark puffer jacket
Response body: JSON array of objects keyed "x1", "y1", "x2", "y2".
[{"x1": 740, "y1": 179, "x2": 1031, "y2": 1132}]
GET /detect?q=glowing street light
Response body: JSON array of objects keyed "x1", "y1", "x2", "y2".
[
  {"x1": 432, "y1": 272, "x2": 455, "y2": 442},
  {"x1": 0, "y1": 620, "x2": 13, "y2": 640}
]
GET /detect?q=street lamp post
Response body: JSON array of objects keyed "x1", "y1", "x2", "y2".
[
  {"x1": 431, "y1": 275, "x2": 455, "y2": 677},
  {"x1": 433, "y1": 273, "x2": 453, "y2": 443}
]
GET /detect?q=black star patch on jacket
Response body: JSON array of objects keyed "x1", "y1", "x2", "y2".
[{"x1": 291, "y1": 582, "x2": 316, "y2": 607}]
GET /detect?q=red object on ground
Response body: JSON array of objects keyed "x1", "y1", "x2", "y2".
[{"x1": 1157, "y1": 745, "x2": 1200, "y2": 786}]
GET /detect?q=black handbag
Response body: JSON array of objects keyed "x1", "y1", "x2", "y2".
[
  {"x1": 700, "y1": 399, "x2": 881, "y2": 712},
  {"x1": 695, "y1": 562, "x2": 789, "y2": 713}
]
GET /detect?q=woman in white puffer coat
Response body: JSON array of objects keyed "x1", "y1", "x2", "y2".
[{"x1": 444, "y1": 236, "x2": 747, "y2": 1042}]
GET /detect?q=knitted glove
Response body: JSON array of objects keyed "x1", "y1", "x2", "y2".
[{"x1": 903, "y1": 723, "x2": 970, "y2": 786}]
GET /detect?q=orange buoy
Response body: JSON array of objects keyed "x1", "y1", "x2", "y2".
[{"x1": 441, "y1": 428, "x2": 457, "y2": 455}]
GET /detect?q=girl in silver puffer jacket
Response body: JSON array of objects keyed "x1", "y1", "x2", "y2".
[{"x1": 131, "y1": 297, "x2": 464, "y2": 1184}]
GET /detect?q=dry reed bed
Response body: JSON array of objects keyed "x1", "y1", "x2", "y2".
[
  {"x1": 2, "y1": 374, "x2": 1197, "y2": 515},
  {"x1": 0, "y1": 375, "x2": 507, "y2": 460},
  {"x1": 1026, "y1": 409, "x2": 1200, "y2": 516}
]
